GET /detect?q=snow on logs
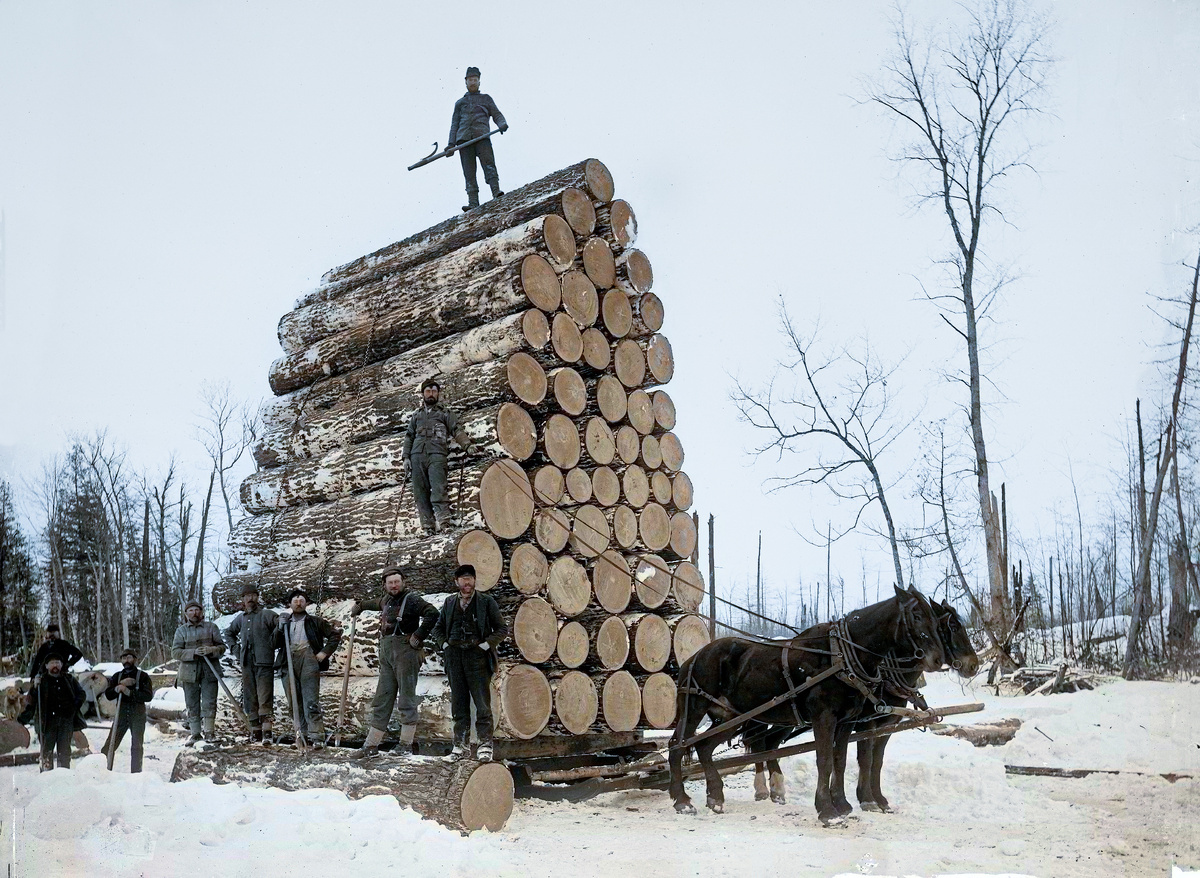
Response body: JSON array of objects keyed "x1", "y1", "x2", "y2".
[
  {"x1": 172, "y1": 746, "x2": 515, "y2": 833},
  {"x1": 221, "y1": 158, "x2": 704, "y2": 743}
]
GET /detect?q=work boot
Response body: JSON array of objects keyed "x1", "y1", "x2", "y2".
[
  {"x1": 400, "y1": 724, "x2": 418, "y2": 757},
  {"x1": 476, "y1": 742, "x2": 493, "y2": 762},
  {"x1": 436, "y1": 516, "x2": 459, "y2": 532},
  {"x1": 201, "y1": 717, "x2": 218, "y2": 743},
  {"x1": 261, "y1": 722, "x2": 274, "y2": 745},
  {"x1": 462, "y1": 190, "x2": 480, "y2": 212},
  {"x1": 354, "y1": 726, "x2": 385, "y2": 760},
  {"x1": 250, "y1": 727, "x2": 263, "y2": 744},
  {"x1": 490, "y1": 185, "x2": 503, "y2": 199},
  {"x1": 442, "y1": 739, "x2": 467, "y2": 763}
]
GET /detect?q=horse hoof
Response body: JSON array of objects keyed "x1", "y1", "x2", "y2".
[
  {"x1": 770, "y1": 794, "x2": 786, "y2": 805},
  {"x1": 675, "y1": 803, "x2": 696, "y2": 816},
  {"x1": 860, "y1": 801, "x2": 883, "y2": 812},
  {"x1": 754, "y1": 791, "x2": 769, "y2": 801},
  {"x1": 707, "y1": 799, "x2": 724, "y2": 814},
  {"x1": 820, "y1": 815, "x2": 846, "y2": 828}
]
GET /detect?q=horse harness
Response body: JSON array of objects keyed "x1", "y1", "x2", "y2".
[{"x1": 674, "y1": 615, "x2": 931, "y2": 752}]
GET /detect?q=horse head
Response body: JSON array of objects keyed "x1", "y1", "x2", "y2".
[
  {"x1": 892, "y1": 585, "x2": 946, "y2": 673},
  {"x1": 935, "y1": 599, "x2": 980, "y2": 676}
]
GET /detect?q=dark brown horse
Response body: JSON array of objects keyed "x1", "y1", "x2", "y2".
[
  {"x1": 850, "y1": 598, "x2": 979, "y2": 812},
  {"x1": 668, "y1": 585, "x2": 946, "y2": 825}
]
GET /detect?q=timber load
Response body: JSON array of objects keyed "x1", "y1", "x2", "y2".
[{"x1": 215, "y1": 158, "x2": 710, "y2": 749}]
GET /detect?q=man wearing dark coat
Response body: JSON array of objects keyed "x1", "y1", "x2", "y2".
[
  {"x1": 351, "y1": 566, "x2": 440, "y2": 758},
  {"x1": 28, "y1": 624, "x2": 85, "y2": 681},
  {"x1": 429, "y1": 563, "x2": 507, "y2": 762},
  {"x1": 275, "y1": 589, "x2": 341, "y2": 749},
  {"x1": 101, "y1": 648, "x2": 154, "y2": 772},
  {"x1": 448, "y1": 66, "x2": 507, "y2": 211},
  {"x1": 224, "y1": 584, "x2": 280, "y2": 743},
  {"x1": 21, "y1": 654, "x2": 86, "y2": 771},
  {"x1": 404, "y1": 378, "x2": 477, "y2": 535}
]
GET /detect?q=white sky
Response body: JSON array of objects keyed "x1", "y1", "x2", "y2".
[{"x1": 1, "y1": 0, "x2": 1197, "y2": 614}]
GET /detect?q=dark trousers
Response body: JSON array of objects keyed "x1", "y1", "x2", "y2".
[
  {"x1": 444, "y1": 646, "x2": 493, "y2": 745},
  {"x1": 410, "y1": 452, "x2": 449, "y2": 531},
  {"x1": 241, "y1": 665, "x2": 275, "y2": 728},
  {"x1": 458, "y1": 138, "x2": 499, "y2": 199},
  {"x1": 369, "y1": 635, "x2": 422, "y2": 730},
  {"x1": 40, "y1": 716, "x2": 73, "y2": 771},
  {"x1": 106, "y1": 706, "x2": 146, "y2": 772}
]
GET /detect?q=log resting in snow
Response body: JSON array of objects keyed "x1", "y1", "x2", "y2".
[
  {"x1": 278, "y1": 215, "x2": 577, "y2": 354},
  {"x1": 298, "y1": 159, "x2": 615, "y2": 308},
  {"x1": 268, "y1": 254, "x2": 562, "y2": 395},
  {"x1": 171, "y1": 745, "x2": 515, "y2": 833}
]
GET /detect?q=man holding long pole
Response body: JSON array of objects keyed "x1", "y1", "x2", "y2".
[
  {"x1": 102, "y1": 648, "x2": 153, "y2": 772},
  {"x1": 224, "y1": 585, "x2": 280, "y2": 743},
  {"x1": 276, "y1": 589, "x2": 341, "y2": 751}
]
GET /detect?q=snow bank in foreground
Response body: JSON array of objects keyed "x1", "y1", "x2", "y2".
[{"x1": 4, "y1": 755, "x2": 522, "y2": 878}]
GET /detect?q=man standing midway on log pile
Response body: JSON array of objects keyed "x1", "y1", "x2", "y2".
[
  {"x1": 171, "y1": 600, "x2": 227, "y2": 746},
  {"x1": 19, "y1": 654, "x2": 86, "y2": 771},
  {"x1": 404, "y1": 378, "x2": 478, "y2": 536},
  {"x1": 429, "y1": 564, "x2": 507, "y2": 762},
  {"x1": 448, "y1": 66, "x2": 507, "y2": 212},
  {"x1": 28, "y1": 623, "x2": 84, "y2": 682},
  {"x1": 224, "y1": 584, "x2": 280, "y2": 744},
  {"x1": 102, "y1": 649, "x2": 154, "y2": 772},
  {"x1": 275, "y1": 589, "x2": 341, "y2": 750},
  {"x1": 350, "y1": 566, "x2": 439, "y2": 759}
]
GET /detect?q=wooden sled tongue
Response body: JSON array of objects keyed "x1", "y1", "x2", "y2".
[{"x1": 0, "y1": 718, "x2": 31, "y2": 755}]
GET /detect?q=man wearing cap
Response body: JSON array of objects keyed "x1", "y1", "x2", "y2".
[
  {"x1": 224, "y1": 585, "x2": 280, "y2": 743},
  {"x1": 28, "y1": 623, "x2": 85, "y2": 682},
  {"x1": 275, "y1": 589, "x2": 341, "y2": 749},
  {"x1": 403, "y1": 378, "x2": 477, "y2": 535},
  {"x1": 171, "y1": 600, "x2": 227, "y2": 745},
  {"x1": 20, "y1": 654, "x2": 86, "y2": 771},
  {"x1": 350, "y1": 567, "x2": 440, "y2": 758},
  {"x1": 429, "y1": 564, "x2": 507, "y2": 761},
  {"x1": 448, "y1": 66, "x2": 508, "y2": 211},
  {"x1": 102, "y1": 649, "x2": 154, "y2": 772}
]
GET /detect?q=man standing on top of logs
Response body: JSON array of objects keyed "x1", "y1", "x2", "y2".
[
  {"x1": 19, "y1": 654, "x2": 86, "y2": 771},
  {"x1": 448, "y1": 66, "x2": 507, "y2": 212},
  {"x1": 224, "y1": 584, "x2": 280, "y2": 744},
  {"x1": 28, "y1": 623, "x2": 84, "y2": 682},
  {"x1": 101, "y1": 648, "x2": 154, "y2": 772},
  {"x1": 275, "y1": 589, "x2": 341, "y2": 750},
  {"x1": 404, "y1": 378, "x2": 478, "y2": 536},
  {"x1": 429, "y1": 563, "x2": 507, "y2": 762},
  {"x1": 172, "y1": 600, "x2": 227, "y2": 746},
  {"x1": 350, "y1": 566, "x2": 440, "y2": 759}
]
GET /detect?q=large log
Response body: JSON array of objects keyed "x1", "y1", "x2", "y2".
[
  {"x1": 542, "y1": 414, "x2": 581, "y2": 469},
  {"x1": 626, "y1": 389, "x2": 655, "y2": 435},
  {"x1": 600, "y1": 289, "x2": 633, "y2": 338},
  {"x1": 551, "y1": 366, "x2": 588, "y2": 416},
  {"x1": 269, "y1": 255, "x2": 562, "y2": 395},
  {"x1": 652, "y1": 390, "x2": 676, "y2": 430},
  {"x1": 279, "y1": 215, "x2": 576, "y2": 354},
  {"x1": 594, "y1": 616, "x2": 630, "y2": 670},
  {"x1": 667, "y1": 613, "x2": 712, "y2": 666},
  {"x1": 616, "y1": 250, "x2": 654, "y2": 294},
  {"x1": 625, "y1": 612, "x2": 672, "y2": 673},
  {"x1": 555, "y1": 620, "x2": 589, "y2": 668},
  {"x1": 550, "y1": 312, "x2": 583, "y2": 363},
  {"x1": 621, "y1": 465, "x2": 651, "y2": 508},
  {"x1": 640, "y1": 434, "x2": 663, "y2": 470},
  {"x1": 509, "y1": 542, "x2": 550, "y2": 594},
  {"x1": 255, "y1": 313, "x2": 544, "y2": 467},
  {"x1": 583, "y1": 417, "x2": 616, "y2": 470},
  {"x1": 561, "y1": 271, "x2": 599, "y2": 327},
  {"x1": 581, "y1": 238, "x2": 617, "y2": 289},
  {"x1": 631, "y1": 292, "x2": 665, "y2": 336},
  {"x1": 241, "y1": 403, "x2": 536, "y2": 513},
  {"x1": 551, "y1": 670, "x2": 600, "y2": 735},
  {"x1": 592, "y1": 550, "x2": 632, "y2": 614},
  {"x1": 591, "y1": 466, "x2": 621, "y2": 507},
  {"x1": 595, "y1": 200, "x2": 637, "y2": 250},
  {"x1": 615, "y1": 426, "x2": 640, "y2": 465},
  {"x1": 650, "y1": 471, "x2": 673, "y2": 506},
  {"x1": 510, "y1": 597, "x2": 558, "y2": 664},
  {"x1": 171, "y1": 746, "x2": 514, "y2": 833},
  {"x1": 531, "y1": 465, "x2": 565, "y2": 506},
  {"x1": 600, "y1": 670, "x2": 642, "y2": 732},
  {"x1": 639, "y1": 672, "x2": 677, "y2": 730},
  {"x1": 546, "y1": 556, "x2": 591, "y2": 616},
  {"x1": 569, "y1": 504, "x2": 611, "y2": 558},
  {"x1": 581, "y1": 327, "x2": 612, "y2": 372},
  {"x1": 229, "y1": 466, "x2": 490, "y2": 571},
  {"x1": 672, "y1": 471, "x2": 694, "y2": 511},
  {"x1": 492, "y1": 663, "x2": 552, "y2": 739},
  {"x1": 564, "y1": 467, "x2": 593, "y2": 504},
  {"x1": 300, "y1": 159, "x2": 614, "y2": 308}
]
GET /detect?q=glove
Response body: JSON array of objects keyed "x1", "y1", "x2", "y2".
[
  {"x1": 350, "y1": 601, "x2": 363, "y2": 617},
  {"x1": 467, "y1": 444, "x2": 481, "y2": 456},
  {"x1": 499, "y1": 124, "x2": 508, "y2": 133},
  {"x1": 408, "y1": 634, "x2": 421, "y2": 649},
  {"x1": 479, "y1": 642, "x2": 490, "y2": 652}
]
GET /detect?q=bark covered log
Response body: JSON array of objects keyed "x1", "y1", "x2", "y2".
[
  {"x1": 171, "y1": 745, "x2": 515, "y2": 832},
  {"x1": 300, "y1": 159, "x2": 614, "y2": 307},
  {"x1": 279, "y1": 215, "x2": 576, "y2": 354}
]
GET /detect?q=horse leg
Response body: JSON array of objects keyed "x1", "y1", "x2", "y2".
[
  {"x1": 856, "y1": 721, "x2": 882, "y2": 811},
  {"x1": 764, "y1": 725, "x2": 789, "y2": 804},
  {"x1": 811, "y1": 710, "x2": 840, "y2": 826},
  {"x1": 668, "y1": 698, "x2": 702, "y2": 815},
  {"x1": 697, "y1": 734, "x2": 728, "y2": 813},
  {"x1": 753, "y1": 761, "x2": 769, "y2": 800},
  {"x1": 830, "y1": 721, "x2": 854, "y2": 817},
  {"x1": 869, "y1": 728, "x2": 895, "y2": 813}
]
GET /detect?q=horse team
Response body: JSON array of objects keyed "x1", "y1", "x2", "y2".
[{"x1": 668, "y1": 585, "x2": 980, "y2": 825}]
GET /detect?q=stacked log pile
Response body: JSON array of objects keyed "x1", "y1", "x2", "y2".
[{"x1": 215, "y1": 159, "x2": 711, "y2": 745}]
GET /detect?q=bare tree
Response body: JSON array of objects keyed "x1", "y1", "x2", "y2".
[
  {"x1": 1124, "y1": 250, "x2": 1200, "y2": 677},
  {"x1": 869, "y1": 0, "x2": 1053, "y2": 628},
  {"x1": 734, "y1": 310, "x2": 916, "y2": 588},
  {"x1": 196, "y1": 381, "x2": 255, "y2": 574}
]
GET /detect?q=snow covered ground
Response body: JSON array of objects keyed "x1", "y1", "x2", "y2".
[{"x1": 2, "y1": 673, "x2": 1197, "y2": 878}]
